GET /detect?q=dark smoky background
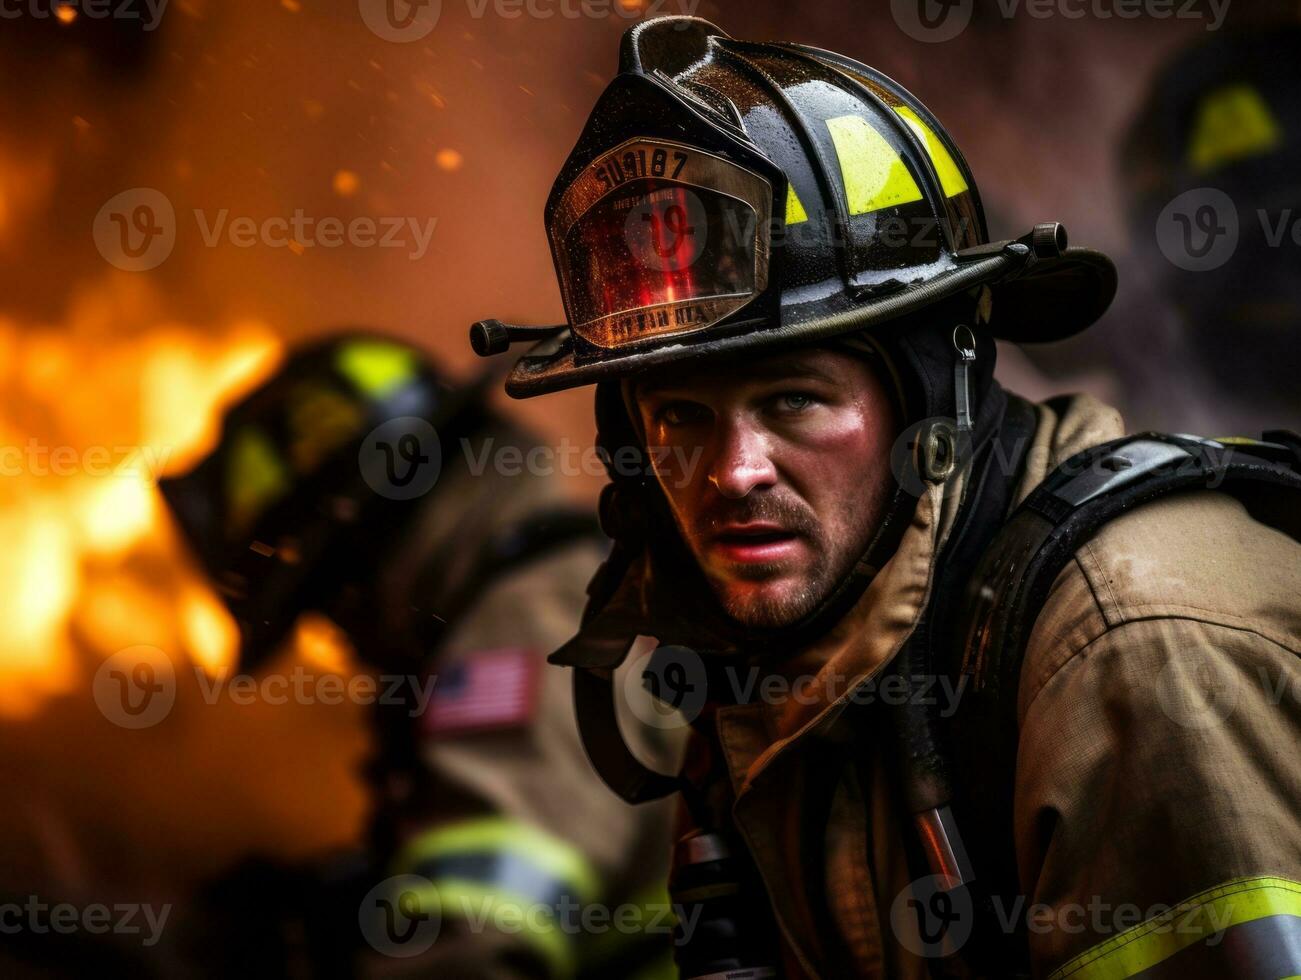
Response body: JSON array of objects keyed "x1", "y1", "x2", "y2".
[{"x1": 0, "y1": 0, "x2": 1295, "y2": 971}]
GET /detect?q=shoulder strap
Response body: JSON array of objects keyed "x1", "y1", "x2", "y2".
[
  {"x1": 946, "y1": 430, "x2": 1301, "y2": 970},
  {"x1": 958, "y1": 431, "x2": 1301, "y2": 709}
]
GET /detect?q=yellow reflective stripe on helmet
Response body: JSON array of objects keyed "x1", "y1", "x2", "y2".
[
  {"x1": 894, "y1": 105, "x2": 969, "y2": 198},
  {"x1": 393, "y1": 818, "x2": 601, "y2": 904},
  {"x1": 226, "y1": 426, "x2": 288, "y2": 531},
  {"x1": 1047, "y1": 876, "x2": 1301, "y2": 980},
  {"x1": 825, "y1": 114, "x2": 923, "y2": 215},
  {"x1": 785, "y1": 183, "x2": 809, "y2": 225},
  {"x1": 404, "y1": 878, "x2": 576, "y2": 978},
  {"x1": 334, "y1": 339, "x2": 419, "y2": 399},
  {"x1": 1188, "y1": 83, "x2": 1282, "y2": 174},
  {"x1": 287, "y1": 382, "x2": 365, "y2": 471}
]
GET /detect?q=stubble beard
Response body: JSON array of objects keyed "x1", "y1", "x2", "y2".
[{"x1": 687, "y1": 495, "x2": 877, "y2": 630}]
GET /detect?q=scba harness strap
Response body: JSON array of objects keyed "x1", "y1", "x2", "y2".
[{"x1": 942, "y1": 429, "x2": 1301, "y2": 976}]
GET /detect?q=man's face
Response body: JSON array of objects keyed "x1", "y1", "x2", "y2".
[{"x1": 632, "y1": 346, "x2": 898, "y2": 629}]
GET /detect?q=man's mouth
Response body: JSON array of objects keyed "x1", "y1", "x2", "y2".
[{"x1": 709, "y1": 522, "x2": 805, "y2": 564}]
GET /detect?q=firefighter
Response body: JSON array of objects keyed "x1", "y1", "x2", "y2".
[
  {"x1": 1119, "y1": 23, "x2": 1301, "y2": 436},
  {"x1": 469, "y1": 17, "x2": 1301, "y2": 980},
  {"x1": 159, "y1": 332, "x2": 681, "y2": 979}
]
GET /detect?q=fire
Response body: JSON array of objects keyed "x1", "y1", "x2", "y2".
[
  {"x1": 0, "y1": 277, "x2": 282, "y2": 717},
  {"x1": 0, "y1": 278, "x2": 374, "y2": 888}
]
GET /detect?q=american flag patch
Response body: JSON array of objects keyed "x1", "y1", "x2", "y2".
[{"x1": 421, "y1": 649, "x2": 540, "y2": 736}]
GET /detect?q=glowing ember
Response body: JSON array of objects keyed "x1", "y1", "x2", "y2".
[
  {"x1": 435, "y1": 148, "x2": 462, "y2": 172},
  {"x1": 333, "y1": 169, "x2": 360, "y2": 196}
]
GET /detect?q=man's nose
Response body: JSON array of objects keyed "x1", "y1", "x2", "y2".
[{"x1": 708, "y1": 419, "x2": 777, "y2": 498}]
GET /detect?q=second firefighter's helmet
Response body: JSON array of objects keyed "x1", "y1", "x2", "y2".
[
  {"x1": 159, "y1": 332, "x2": 485, "y2": 669},
  {"x1": 472, "y1": 16, "x2": 1117, "y2": 396},
  {"x1": 1121, "y1": 24, "x2": 1301, "y2": 351}
]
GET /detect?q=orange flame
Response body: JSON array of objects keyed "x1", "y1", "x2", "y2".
[{"x1": 0, "y1": 277, "x2": 282, "y2": 717}]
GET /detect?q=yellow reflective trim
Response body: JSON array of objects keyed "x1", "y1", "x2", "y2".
[
  {"x1": 1048, "y1": 876, "x2": 1301, "y2": 980},
  {"x1": 226, "y1": 426, "x2": 288, "y2": 532},
  {"x1": 287, "y1": 382, "x2": 365, "y2": 472},
  {"x1": 825, "y1": 114, "x2": 923, "y2": 216},
  {"x1": 785, "y1": 183, "x2": 808, "y2": 225},
  {"x1": 894, "y1": 106, "x2": 969, "y2": 198},
  {"x1": 579, "y1": 884, "x2": 676, "y2": 967},
  {"x1": 406, "y1": 879, "x2": 575, "y2": 978},
  {"x1": 1188, "y1": 83, "x2": 1282, "y2": 174},
  {"x1": 334, "y1": 339, "x2": 419, "y2": 399},
  {"x1": 393, "y1": 818, "x2": 600, "y2": 903},
  {"x1": 627, "y1": 954, "x2": 678, "y2": 980}
]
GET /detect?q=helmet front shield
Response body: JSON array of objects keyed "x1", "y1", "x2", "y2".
[{"x1": 550, "y1": 137, "x2": 772, "y2": 352}]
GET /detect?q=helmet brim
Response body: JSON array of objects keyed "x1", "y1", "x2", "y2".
[{"x1": 500, "y1": 246, "x2": 1116, "y2": 398}]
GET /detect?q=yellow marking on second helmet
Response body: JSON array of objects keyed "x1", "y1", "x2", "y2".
[
  {"x1": 1188, "y1": 83, "x2": 1282, "y2": 174},
  {"x1": 226, "y1": 426, "x2": 288, "y2": 532},
  {"x1": 334, "y1": 339, "x2": 419, "y2": 400},
  {"x1": 825, "y1": 114, "x2": 923, "y2": 216}
]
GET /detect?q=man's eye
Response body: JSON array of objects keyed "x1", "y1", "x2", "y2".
[
  {"x1": 658, "y1": 402, "x2": 707, "y2": 426},
  {"x1": 776, "y1": 392, "x2": 816, "y2": 413}
]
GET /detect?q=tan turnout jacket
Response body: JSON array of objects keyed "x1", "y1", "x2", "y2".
[
  {"x1": 363, "y1": 441, "x2": 682, "y2": 979},
  {"x1": 700, "y1": 393, "x2": 1301, "y2": 979}
]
